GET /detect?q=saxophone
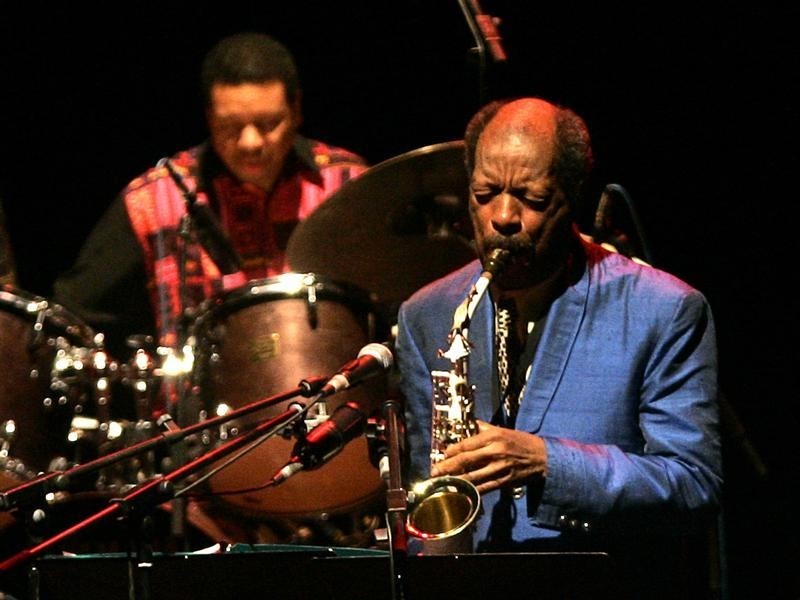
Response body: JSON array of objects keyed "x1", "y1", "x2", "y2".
[{"x1": 406, "y1": 248, "x2": 510, "y2": 554}]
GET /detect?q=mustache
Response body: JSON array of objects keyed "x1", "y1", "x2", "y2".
[{"x1": 483, "y1": 235, "x2": 534, "y2": 256}]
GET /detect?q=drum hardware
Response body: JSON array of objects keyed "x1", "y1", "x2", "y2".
[
  {"x1": 121, "y1": 347, "x2": 160, "y2": 424},
  {"x1": 155, "y1": 343, "x2": 196, "y2": 379},
  {"x1": 52, "y1": 334, "x2": 115, "y2": 408},
  {"x1": 47, "y1": 333, "x2": 133, "y2": 475},
  {"x1": 92, "y1": 340, "x2": 202, "y2": 491},
  {"x1": 1, "y1": 420, "x2": 16, "y2": 456},
  {"x1": 0, "y1": 374, "x2": 325, "y2": 567},
  {"x1": 118, "y1": 338, "x2": 193, "y2": 429},
  {"x1": 0, "y1": 420, "x2": 36, "y2": 483}
]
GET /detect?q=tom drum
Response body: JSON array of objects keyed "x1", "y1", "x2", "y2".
[
  {"x1": 0, "y1": 286, "x2": 101, "y2": 534},
  {"x1": 191, "y1": 274, "x2": 388, "y2": 520}
]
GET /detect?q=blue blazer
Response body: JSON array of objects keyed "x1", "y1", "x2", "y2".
[{"x1": 396, "y1": 240, "x2": 722, "y2": 548}]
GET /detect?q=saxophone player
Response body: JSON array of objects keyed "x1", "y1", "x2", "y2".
[{"x1": 395, "y1": 98, "x2": 721, "y2": 598}]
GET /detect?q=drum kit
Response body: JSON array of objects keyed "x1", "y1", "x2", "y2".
[{"x1": 0, "y1": 142, "x2": 478, "y2": 562}]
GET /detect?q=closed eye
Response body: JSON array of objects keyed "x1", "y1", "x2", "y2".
[
  {"x1": 471, "y1": 185, "x2": 550, "y2": 210},
  {"x1": 518, "y1": 193, "x2": 550, "y2": 210},
  {"x1": 470, "y1": 185, "x2": 498, "y2": 204}
]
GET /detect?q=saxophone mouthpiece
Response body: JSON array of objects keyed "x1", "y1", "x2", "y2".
[{"x1": 484, "y1": 248, "x2": 511, "y2": 278}]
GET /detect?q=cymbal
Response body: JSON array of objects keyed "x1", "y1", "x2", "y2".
[{"x1": 287, "y1": 141, "x2": 477, "y2": 308}]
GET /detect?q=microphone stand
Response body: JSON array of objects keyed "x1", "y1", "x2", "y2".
[
  {"x1": 0, "y1": 377, "x2": 324, "y2": 515},
  {"x1": 158, "y1": 157, "x2": 243, "y2": 549},
  {"x1": 458, "y1": 0, "x2": 508, "y2": 106},
  {"x1": 595, "y1": 183, "x2": 655, "y2": 265},
  {"x1": 0, "y1": 378, "x2": 326, "y2": 595},
  {"x1": 160, "y1": 158, "x2": 244, "y2": 277},
  {"x1": 369, "y1": 399, "x2": 408, "y2": 600},
  {"x1": 0, "y1": 406, "x2": 311, "y2": 599}
]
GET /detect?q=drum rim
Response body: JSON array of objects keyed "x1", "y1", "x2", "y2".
[
  {"x1": 0, "y1": 284, "x2": 97, "y2": 346},
  {"x1": 198, "y1": 273, "x2": 376, "y2": 321}
]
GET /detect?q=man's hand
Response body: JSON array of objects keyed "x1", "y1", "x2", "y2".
[{"x1": 430, "y1": 420, "x2": 547, "y2": 493}]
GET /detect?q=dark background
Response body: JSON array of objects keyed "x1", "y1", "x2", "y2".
[{"x1": 0, "y1": 4, "x2": 797, "y2": 598}]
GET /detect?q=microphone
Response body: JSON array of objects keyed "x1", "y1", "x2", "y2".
[
  {"x1": 592, "y1": 183, "x2": 654, "y2": 265},
  {"x1": 157, "y1": 157, "x2": 245, "y2": 276},
  {"x1": 318, "y1": 342, "x2": 394, "y2": 398},
  {"x1": 460, "y1": 0, "x2": 508, "y2": 64},
  {"x1": 271, "y1": 343, "x2": 394, "y2": 485},
  {"x1": 593, "y1": 185, "x2": 614, "y2": 240}
]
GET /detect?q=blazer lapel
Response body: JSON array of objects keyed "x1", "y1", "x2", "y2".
[{"x1": 515, "y1": 268, "x2": 590, "y2": 432}]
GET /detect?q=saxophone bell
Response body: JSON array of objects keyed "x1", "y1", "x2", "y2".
[{"x1": 406, "y1": 475, "x2": 481, "y2": 554}]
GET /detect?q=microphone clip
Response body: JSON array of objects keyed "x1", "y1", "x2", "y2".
[{"x1": 278, "y1": 401, "x2": 310, "y2": 441}]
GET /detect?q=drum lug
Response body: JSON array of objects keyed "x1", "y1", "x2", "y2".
[
  {"x1": 305, "y1": 276, "x2": 319, "y2": 329},
  {"x1": 1, "y1": 419, "x2": 16, "y2": 455}
]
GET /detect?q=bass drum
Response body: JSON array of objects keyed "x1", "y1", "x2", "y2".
[
  {"x1": 0, "y1": 286, "x2": 100, "y2": 537},
  {"x1": 191, "y1": 274, "x2": 388, "y2": 520}
]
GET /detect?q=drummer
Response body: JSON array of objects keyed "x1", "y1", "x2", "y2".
[{"x1": 53, "y1": 31, "x2": 368, "y2": 360}]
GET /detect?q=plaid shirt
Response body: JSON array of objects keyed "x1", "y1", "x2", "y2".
[{"x1": 124, "y1": 137, "x2": 367, "y2": 347}]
